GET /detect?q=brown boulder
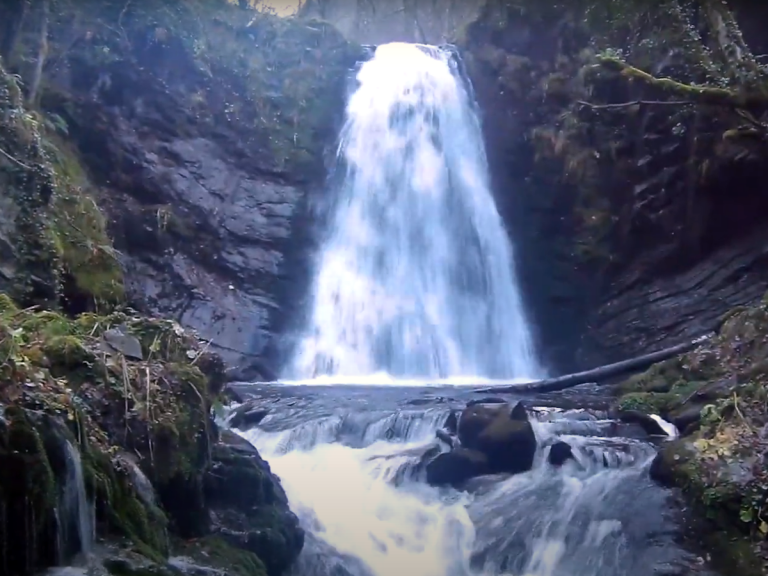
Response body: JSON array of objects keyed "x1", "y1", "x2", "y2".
[
  {"x1": 457, "y1": 401, "x2": 537, "y2": 475},
  {"x1": 425, "y1": 448, "x2": 490, "y2": 487}
]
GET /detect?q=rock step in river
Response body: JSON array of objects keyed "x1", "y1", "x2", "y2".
[{"x1": 225, "y1": 383, "x2": 720, "y2": 576}]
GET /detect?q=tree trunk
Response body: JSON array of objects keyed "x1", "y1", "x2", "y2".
[
  {"x1": 27, "y1": 0, "x2": 49, "y2": 106},
  {"x1": 474, "y1": 334, "x2": 713, "y2": 395},
  {"x1": 0, "y1": 0, "x2": 29, "y2": 65}
]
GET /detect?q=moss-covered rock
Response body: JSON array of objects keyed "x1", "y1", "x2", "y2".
[
  {"x1": 615, "y1": 297, "x2": 768, "y2": 571},
  {"x1": 85, "y1": 449, "x2": 170, "y2": 562},
  {"x1": 0, "y1": 293, "x2": 229, "y2": 572},
  {"x1": 204, "y1": 431, "x2": 303, "y2": 576},
  {"x1": 0, "y1": 407, "x2": 58, "y2": 575},
  {"x1": 172, "y1": 536, "x2": 268, "y2": 576},
  {"x1": 0, "y1": 59, "x2": 123, "y2": 311}
]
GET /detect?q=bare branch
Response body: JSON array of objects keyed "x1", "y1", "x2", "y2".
[
  {"x1": 0, "y1": 145, "x2": 33, "y2": 170},
  {"x1": 576, "y1": 99, "x2": 692, "y2": 110}
]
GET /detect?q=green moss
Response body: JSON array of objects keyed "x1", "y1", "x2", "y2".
[
  {"x1": 0, "y1": 293, "x2": 19, "y2": 314},
  {"x1": 47, "y1": 137, "x2": 124, "y2": 306},
  {"x1": 617, "y1": 391, "x2": 677, "y2": 413},
  {"x1": 174, "y1": 536, "x2": 268, "y2": 576},
  {"x1": 1, "y1": 54, "x2": 122, "y2": 310},
  {"x1": 0, "y1": 63, "x2": 62, "y2": 308},
  {"x1": 0, "y1": 294, "x2": 218, "y2": 547},
  {"x1": 0, "y1": 407, "x2": 58, "y2": 573},
  {"x1": 51, "y1": 189, "x2": 124, "y2": 304},
  {"x1": 19, "y1": 309, "x2": 79, "y2": 338},
  {"x1": 43, "y1": 334, "x2": 90, "y2": 366},
  {"x1": 84, "y1": 449, "x2": 169, "y2": 562},
  {"x1": 618, "y1": 356, "x2": 686, "y2": 394}
]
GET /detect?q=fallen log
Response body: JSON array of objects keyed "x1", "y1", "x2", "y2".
[{"x1": 475, "y1": 333, "x2": 714, "y2": 395}]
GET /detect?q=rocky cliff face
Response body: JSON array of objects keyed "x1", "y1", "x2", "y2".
[
  {"x1": 457, "y1": 0, "x2": 768, "y2": 373},
  {"x1": 293, "y1": 0, "x2": 768, "y2": 375},
  {"x1": 0, "y1": 13, "x2": 316, "y2": 565},
  {"x1": 298, "y1": 0, "x2": 483, "y2": 45},
  {"x1": 1, "y1": 0, "x2": 363, "y2": 378}
]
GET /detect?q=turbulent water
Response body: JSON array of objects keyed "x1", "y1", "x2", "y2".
[
  {"x1": 236, "y1": 385, "x2": 714, "y2": 576},
  {"x1": 236, "y1": 42, "x2": 715, "y2": 576},
  {"x1": 286, "y1": 42, "x2": 540, "y2": 381}
]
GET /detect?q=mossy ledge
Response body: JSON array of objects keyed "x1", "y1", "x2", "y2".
[
  {"x1": 0, "y1": 292, "x2": 298, "y2": 575},
  {"x1": 0, "y1": 58, "x2": 123, "y2": 311},
  {"x1": 613, "y1": 294, "x2": 768, "y2": 573}
]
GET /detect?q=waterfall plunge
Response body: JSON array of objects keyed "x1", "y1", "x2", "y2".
[{"x1": 286, "y1": 43, "x2": 541, "y2": 382}]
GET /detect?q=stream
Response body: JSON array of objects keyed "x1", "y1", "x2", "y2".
[{"x1": 231, "y1": 383, "x2": 718, "y2": 576}]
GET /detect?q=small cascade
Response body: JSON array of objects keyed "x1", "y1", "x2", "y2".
[
  {"x1": 244, "y1": 421, "x2": 474, "y2": 576},
  {"x1": 232, "y1": 385, "x2": 714, "y2": 576},
  {"x1": 57, "y1": 441, "x2": 94, "y2": 564},
  {"x1": 119, "y1": 453, "x2": 157, "y2": 508}
]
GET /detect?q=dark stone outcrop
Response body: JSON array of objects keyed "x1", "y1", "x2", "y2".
[
  {"x1": 425, "y1": 448, "x2": 490, "y2": 487},
  {"x1": 547, "y1": 441, "x2": 574, "y2": 467},
  {"x1": 580, "y1": 232, "x2": 768, "y2": 367},
  {"x1": 428, "y1": 401, "x2": 537, "y2": 486},
  {"x1": 229, "y1": 401, "x2": 271, "y2": 431},
  {"x1": 33, "y1": 3, "x2": 364, "y2": 376},
  {"x1": 206, "y1": 431, "x2": 304, "y2": 576}
]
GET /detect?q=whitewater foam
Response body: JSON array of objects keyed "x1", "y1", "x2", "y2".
[{"x1": 285, "y1": 42, "x2": 541, "y2": 381}]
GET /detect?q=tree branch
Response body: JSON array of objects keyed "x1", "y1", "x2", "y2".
[
  {"x1": 0, "y1": 145, "x2": 33, "y2": 170},
  {"x1": 596, "y1": 56, "x2": 768, "y2": 108},
  {"x1": 27, "y1": 0, "x2": 49, "y2": 106},
  {"x1": 473, "y1": 334, "x2": 713, "y2": 395},
  {"x1": 576, "y1": 99, "x2": 692, "y2": 110}
]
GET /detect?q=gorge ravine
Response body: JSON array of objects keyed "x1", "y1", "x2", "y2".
[{"x1": 229, "y1": 43, "x2": 724, "y2": 576}]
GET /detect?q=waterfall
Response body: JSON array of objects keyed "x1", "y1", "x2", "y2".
[
  {"x1": 286, "y1": 42, "x2": 541, "y2": 382},
  {"x1": 238, "y1": 40, "x2": 710, "y2": 576},
  {"x1": 58, "y1": 441, "x2": 94, "y2": 563}
]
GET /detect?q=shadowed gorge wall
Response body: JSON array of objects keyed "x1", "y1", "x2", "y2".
[
  {"x1": 298, "y1": 0, "x2": 484, "y2": 44},
  {"x1": 0, "y1": 0, "x2": 363, "y2": 378},
  {"x1": 457, "y1": 0, "x2": 768, "y2": 373}
]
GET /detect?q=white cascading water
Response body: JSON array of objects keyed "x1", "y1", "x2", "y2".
[
  {"x1": 238, "y1": 396, "x2": 692, "y2": 576},
  {"x1": 232, "y1": 42, "x2": 708, "y2": 576},
  {"x1": 59, "y1": 441, "x2": 94, "y2": 562},
  {"x1": 285, "y1": 42, "x2": 541, "y2": 382}
]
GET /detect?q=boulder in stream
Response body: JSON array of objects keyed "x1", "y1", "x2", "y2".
[
  {"x1": 459, "y1": 401, "x2": 537, "y2": 475},
  {"x1": 229, "y1": 401, "x2": 271, "y2": 431},
  {"x1": 425, "y1": 448, "x2": 491, "y2": 487},
  {"x1": 427, "y1": 401, "x2": 537, "y2": 486},
  {"x1": 205, "y1": 430, "x2": 304, "y2": 576},
  {"x1": 548, "y1": 441, "x2": 575, "y2": 467}
]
